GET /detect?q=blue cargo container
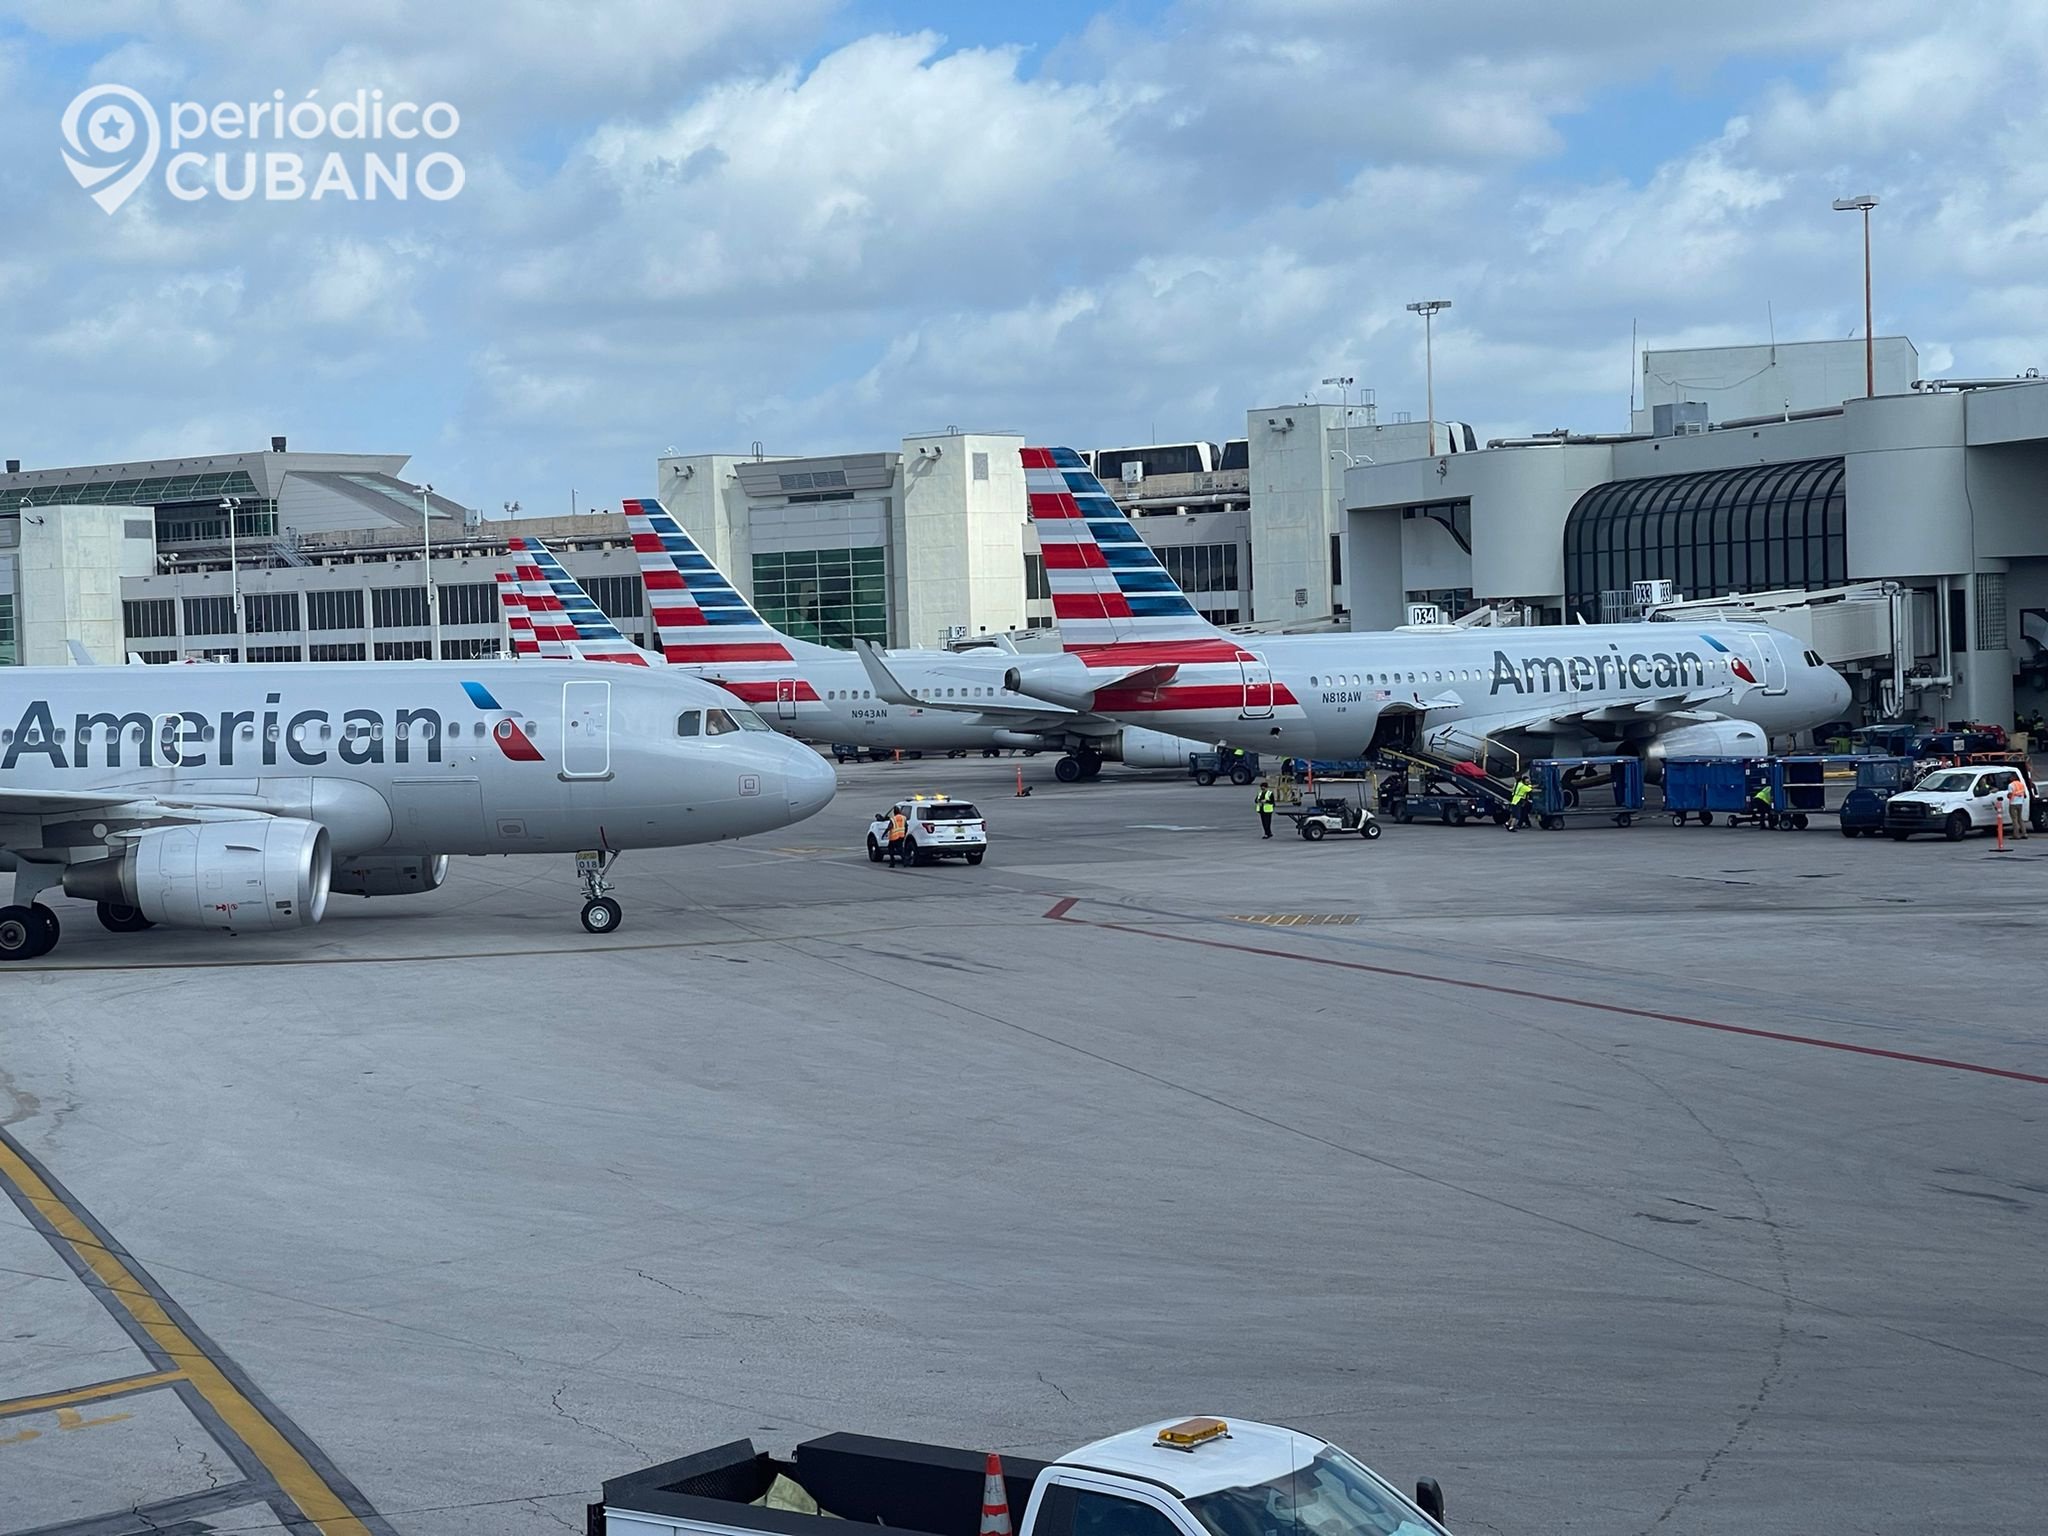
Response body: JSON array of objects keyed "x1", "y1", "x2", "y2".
[{"x1": 1527, "y1": 756, "x2": 1644, "y2": 829}]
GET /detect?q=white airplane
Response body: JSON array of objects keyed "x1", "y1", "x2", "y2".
[
  {"x1": 506, "y1": 505, "x2": 1200, "y2": 781},
  {"x1": 893, "y1": 446, "x2": 1852, "y2": 773},
  {"x1": 0, "y1": 659, "x2": 836, "y2": 959}
]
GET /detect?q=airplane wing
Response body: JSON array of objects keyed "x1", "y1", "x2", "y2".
[
  {"x1": 66, "y1": 640, "x2": 99, "y2": 666},
  {"x1": 852, "y1": 641, "x2": 1076, "y2": 718},
  {"x1": 0, "y1": 787, "x2": 163, "y2": 819},
  {"x1": 1432, "y1": 688, "x2": 1737, "y2": 738}
]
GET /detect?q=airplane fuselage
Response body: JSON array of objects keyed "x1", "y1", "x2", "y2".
[
  {"x1": 1014, "y1": 622, "x2": 1852, "y2": 760},
  {"x1": 0, "y1": 662, "x2": 833, "y2": 858}
]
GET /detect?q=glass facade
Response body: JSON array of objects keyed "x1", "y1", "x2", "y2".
[
  {"x1": 1564, "y1": 458, "x2": 1846, "y2": 621},
  {"x1": 752, "y1": 546, "x2": 886, "y2": 647},
  {"x1": 1157, "y1": 542, "x2": 1239, "y2": 593},
  {"x1": 0, "y1": 594, "x2": 13, "y2": 665},
  {"x1": 7, "y1": 469, "x2": 258, "y2": 511}
]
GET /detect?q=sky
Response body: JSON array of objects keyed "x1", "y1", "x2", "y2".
[{"x1": 1, "y1": 0, "x2": 2044, "y2": 518}]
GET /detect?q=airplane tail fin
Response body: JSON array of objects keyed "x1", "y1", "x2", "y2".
[
  {"x1": 495, "y1": 572, "x2": 541, "y2": 659},
  {"x1": 1022, "y1": 446, "x2": 1229, "y2": 653},
  {"x1": 508, "y1": 537, "x2": 653, "y2": 666},
  {"x1": 624, "y1": 498, "x2": 816, "y2": 664}
]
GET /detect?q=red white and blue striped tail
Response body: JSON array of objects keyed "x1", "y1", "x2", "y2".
[
  {"x1": 495, "y1": 572, "x2": 540, "y2": 659},
  {"x1": 624, "y1": 497, "x2": 799, "y2": 665},
  {"x1": 507, "y1": 537, "x2": 652, "y2": 666},
  {"x1": 1022, "y1": 446, "x2": 1227, "y2": 653}
]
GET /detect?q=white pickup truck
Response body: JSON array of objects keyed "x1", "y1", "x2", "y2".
[
  {"x1": 595, "y1": 1416, "x2": 1451, "y2": 1536},
  {"x1": 1882, "y1": 764, "x2": 2028, "y2": 840}
]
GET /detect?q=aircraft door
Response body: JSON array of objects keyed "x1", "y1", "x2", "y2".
[
  {"x1": 1740, "y1": 635, "x2": 1789, "y2": 695},
  {"x1": 775, "y1": 677, "x2": 799, "y2": 720},
  {"x1": 1240, "y1": 652, "x2": 1275, "y2": 719},
  {"x1": 561, "y1": 680, "x2": 612, "y2": 778}
]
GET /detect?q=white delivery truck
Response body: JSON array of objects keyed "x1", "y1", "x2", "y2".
[{"x1": 595, "y1": 1416, "x2": 1452, "y2": 1536}]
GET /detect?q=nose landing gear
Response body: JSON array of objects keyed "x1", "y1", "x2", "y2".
[{"x1": 576, "y1": 849, "x2": 624, "y2": 935}]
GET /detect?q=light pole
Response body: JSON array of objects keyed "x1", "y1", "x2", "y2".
[
  {"x1": 219, "y1": 496, "x2": 244, "y2": 662},
  {"x1": 1832, "y1": 195, "x2": 1879, "y2": 397},
  {"x1": 1321, "y1": 374, "x2": 1356, "y2": 464},
  {"x1": 1405, "y1": 301, "x2": 1452, "y2": 456},
  {"x1": 419, "y1": 483, "x2": 440, "y2": 657}
]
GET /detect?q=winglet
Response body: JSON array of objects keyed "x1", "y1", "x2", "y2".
[{"x1": 853, "y1": 639, "x2": 923, "y2": 707}]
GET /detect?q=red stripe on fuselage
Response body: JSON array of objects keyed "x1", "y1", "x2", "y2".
[
  {"x1": 711, "y1": 679, "x2": 822, "y2": 704},
  {"x1": 1068, "y1": 638, "x2": 1251, "y2": 665},
  {"x1": 1090, "y1": 682, "x2": 1300, "y2": 713}
]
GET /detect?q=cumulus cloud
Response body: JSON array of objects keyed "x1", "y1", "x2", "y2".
[{"x1": 0, "y1": 0, "x2": 2043, "y2": 507}]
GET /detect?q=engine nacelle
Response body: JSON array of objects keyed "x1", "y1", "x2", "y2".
[
  {"x1": 1644, "y1": 718, "x2": 1769, "y2": 775},
  {"x1": 330, "y1": 853, "x2": 450, "y2": 899},
  {"x1": 64, "y1": 818, "x2": 331, "y2": 931},
  {"x1": 1003, "y1": 653, "x2": 1102, "y2": 711},
  {"x1": 1111, "y1": 727, "x2": 1204, "y2": 768}
]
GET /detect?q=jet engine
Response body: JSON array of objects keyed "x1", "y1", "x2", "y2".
[
  {"x1": 1002, "y1": 654, "x2": 1103, "y2": 710},
  {"x1": 330, "y1": 853, "x2": 450, "y2": 899},
  {"x1": 1107, "y1": 727, "x2": 1200, "y2": 768},
  {"x1": 64, "y1": 818, "x2": 331, "y2": 931},
  {"x1": 1643, "y1": 718, "x2": 1769, "y2": 774}
]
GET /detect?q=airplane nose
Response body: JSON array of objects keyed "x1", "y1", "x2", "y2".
[{"x1": 787, "y1": 745, "x2": 836, "y2": 822}]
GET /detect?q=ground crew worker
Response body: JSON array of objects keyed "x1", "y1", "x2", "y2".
[
  {"x1": 1750, "y1": 777, "x2": 1774, "y2": 825},
  {"x1": 886, "y1": 806, "x2": 909, "y2": 866},
  {"x1": 1507, "y1": 775, "x2": 1535, "y2": 831},
  {"x1": 1256, "y1": 778, "x2": 1276, "y2": 839},
  {"x1": 2007, "y1": 771, "x2": 2030, "y2": 839}
]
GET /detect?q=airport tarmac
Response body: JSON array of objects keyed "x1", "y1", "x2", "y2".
[{"x1": 3, "y1": 755, "x2": 2044, "y2": 1536}]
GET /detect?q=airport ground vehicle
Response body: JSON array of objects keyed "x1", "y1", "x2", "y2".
[
  {"x1": 593, "y1": 1415, "x2": 1451, "y2": 1536},
  {"x1": 1282, "y1": 782, "x2": 1384, "y2": 841},
  {"x1": 1662, "y1": 757, "x2": 1812, "y2": 828},
  {"x1": 866, "y1": 796, "x2": 988, "y2": 864},
  {"x1": 1837, "y1": 756, "x2": 1919, "y2": 836},
  {"x1": 1376, "y1": 765, "x2": 1496, "y2": 826},
  {"x1": 1882, "y1": 764, "x2": 2028, "y2": 841},
  {"x1": 1189, "y1": 749, "x2": 1259, "y2": 786},
  {"x1": 1525, "y1": 755, "x2": 1644, "y2": 830}
]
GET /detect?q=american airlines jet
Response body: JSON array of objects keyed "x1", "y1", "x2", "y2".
[
  {"x1": 0, "y1": 660, "x2": 836, "y2": 959},
  {"x1": 601, "y1": 503, "x2": 1205, "y2": 780},
  {"x1": 976, "y1": 447, "x2": 1850, "y2": 769}
]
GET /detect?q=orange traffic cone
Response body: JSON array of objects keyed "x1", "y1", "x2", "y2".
[{"x1": 980, "y1": 1454, "x2": 1012, "y2": 1536}]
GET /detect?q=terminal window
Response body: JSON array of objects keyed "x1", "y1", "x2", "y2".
[
  {"x1": 123, "y1": 598, "x2": 176, "y2": 640},
  {"x1": 308, "y1": 589, "x2": 365, "y2": 630},
  {"x1": 1024, "y1": 552, "x2": 1051, "y2": 601},
  {"x1": 372, "y1": 586, "x2": 430, "y2": 629},
  {"x1": 183, "y1": 596, "x2": 235, "y2": 636},
  {"x1": 584, "y1": 574, "x2": 645, "y2": 619},
  {"x1": 243, "y1": 592, "x2": 300, "y2": 634},
  {"x1": 246, "y1": 645, "x2": 303, "y2": 663},
  {"x1": 309, "y1": 642, "x2": 366, "y2": 662},
  {"x1": 752, "y1": 546, "x2": 886, "y2": 648},
  {"x1": 373, "y1": 639, "x2": 432, "y2": 661},
  {"x1": 1157, "y1": 542, "x2": 1239, "y2": 593},
  {"x1": 0, "y1": 594, "x2": 12, "y2": 665},
  {"x1": 437, "y1": 582, "x2": 498, "y2": 627}
]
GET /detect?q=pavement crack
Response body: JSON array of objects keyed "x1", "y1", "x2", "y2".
[
  {"x1": 633, "y1": 1267, "x2": 690, "y2": 1297},
  {"x1": 1037, "y1": 1370, "x2": 1074, "y2": 1404},
  {"x1": 549, "y1": 1382, "x2": 646, "y2": 1458},
  {"x1": 526, "y1": 1494, "x2": 581, "y2": 1530}
]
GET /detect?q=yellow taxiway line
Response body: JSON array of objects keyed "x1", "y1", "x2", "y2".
[
  {"x1": 0, "y1": 1368, "x2": 187, "y2": 1418},
  {"x1": 0, "y1": 1136, "x2": 372, "y2": 1536}
]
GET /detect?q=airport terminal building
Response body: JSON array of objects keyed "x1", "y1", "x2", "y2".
[{"x1": 5, "y1": 337, "x2": 2047, "y2": 729}]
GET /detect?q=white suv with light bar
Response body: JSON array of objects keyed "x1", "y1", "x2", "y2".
[{"x1": 867, "y1": 796, "x2": 989, "y2": 865}]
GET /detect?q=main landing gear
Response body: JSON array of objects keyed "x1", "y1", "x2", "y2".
[
  {"x1": 1054, "y1": 748, "x2": 1103, "y2": 783},
  {"x1": 0, "y1": 904, "x2": 60, "y2": 961},
  {"x1": 0, "y1": 863, "x2": 66, "y2": 961},
  {"x1": 577, "y1": 849, "x2": 625, "y2": 935}
]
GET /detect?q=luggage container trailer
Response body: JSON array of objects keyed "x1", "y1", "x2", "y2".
[
  {"x1": 1526, "y1": 756, "x2": 1643, "y2": 830},
  {"x1": 593, "y1": 1416, "x2": 1454, "y2": 1536}
]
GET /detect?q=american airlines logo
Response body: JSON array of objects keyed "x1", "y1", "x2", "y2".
[
  {"x1": 0, "y1": 683, "x2": 539, "y2": 772},
  {"x1": 1489, "y1": 644, "x2": 1711, "y2": 696}
]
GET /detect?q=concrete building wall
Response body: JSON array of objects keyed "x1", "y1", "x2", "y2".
[
  {"x1": 17, "y1": 505, "x2": 139, "y2": 665},
  {"x1": 1632, "y1": 338, "x2": 1917, "y2": 430},
  {"x1": 897, "y1": 431, "x2": 1027, "y2": 647}
]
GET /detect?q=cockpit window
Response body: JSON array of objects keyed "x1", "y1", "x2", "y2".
[
  {"x1": 1803, "y1": 649, "x2": 1825, "y2": 667},
  {"x1": 676, "y1": 711, "x2": 701, "y2": 738},
  {"x1": 705, "y1": 708, "x2": 739, "y2": 736},
  {"x1": 732, "y1": 708, "x2": 772, "y2": 732}
]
